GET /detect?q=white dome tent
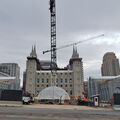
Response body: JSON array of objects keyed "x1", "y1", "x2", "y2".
[{"x1": 38, "y1": 86, "x2": 70, "y2": 101}]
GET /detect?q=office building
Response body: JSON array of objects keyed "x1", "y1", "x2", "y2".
[
  {"x1": 0, "y1": 71, "x2": 16, "y2": 90},
  {"x1": 101, "y1": 52, "x2": 120, "y2": 76},
  {"x1": 0, "y1": 63, "x2": 20, "y2": 89}
]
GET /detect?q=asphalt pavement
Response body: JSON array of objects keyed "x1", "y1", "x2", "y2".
[{"x1": 0, "y1": 104, "x2": 120, "y2": 120}]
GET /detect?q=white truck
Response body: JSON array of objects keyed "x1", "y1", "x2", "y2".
[{"x1": 22, "y1": 96, "x2": 31, "y2": 104}]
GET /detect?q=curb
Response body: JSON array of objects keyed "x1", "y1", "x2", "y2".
[{"x1": 0, "y1": 104, "x2": 23, "y2": 107}]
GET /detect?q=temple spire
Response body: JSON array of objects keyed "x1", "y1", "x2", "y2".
[
  {"x1": 30, "y1": 45, "x2": 37, "y2": 57},
  {"x1": 72, "y1": 45, "x2": 79, "y2": 58}
]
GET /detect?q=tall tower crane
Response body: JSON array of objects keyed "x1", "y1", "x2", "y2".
[
  {"x1": 47, "y1": 0, "x2": 104, "y2": 87},
  {"x1": 49, "y1": 0, "x2": 57, "y2": 72}
]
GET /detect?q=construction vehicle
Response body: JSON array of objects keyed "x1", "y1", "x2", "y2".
[
  {"x1": 22, "y1": 96, "x2": 31, "y2": 104},
  {"x1": 22, "y1": 92, "x2": 31, "y2": 105}
]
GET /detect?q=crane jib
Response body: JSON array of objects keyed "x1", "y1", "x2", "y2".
[{"x1": 43, "y1": 34, "x2": 104, "y2": 54}]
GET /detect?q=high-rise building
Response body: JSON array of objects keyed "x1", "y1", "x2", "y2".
[
  {"x1": 24, "y1": 45, "x2": 84, "y2": 97},
  {"x1": 0, "y1": 63, "x2": 20, "y2": 89},
  {"x1": 101, "y1": 52, "x2": 120, "y2": 76},
  {"x1": 0, "y1": 71, "x2": 16, "y2": 90}
]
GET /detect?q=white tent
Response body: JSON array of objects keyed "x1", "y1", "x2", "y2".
[{"x1": 38, "y1": 86, "x2": 70, "y2": 100}]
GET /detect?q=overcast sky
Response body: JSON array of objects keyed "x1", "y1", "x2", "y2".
[{"x1": 0, "y1": 0, "x2": 120, "y2": 85}]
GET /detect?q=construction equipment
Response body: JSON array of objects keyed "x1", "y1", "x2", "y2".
[
  {"x1": 47, "y1": 0, "x2": 104, "y2": 87},
  {"x1": 43, "y1": 34, "x2": 104, "y2": 54},
  {"x1": 49, "y1": 0, "x2": 57, "y2": 72}
]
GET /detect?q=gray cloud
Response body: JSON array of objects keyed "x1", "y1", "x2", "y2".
[{"x1": 0, "y1": 0, "x2": 120, "y2": 85}]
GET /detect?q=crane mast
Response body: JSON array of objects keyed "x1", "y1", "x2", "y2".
[{"x1": 49, "y1": 0, "x2": 57, "y2": 72}]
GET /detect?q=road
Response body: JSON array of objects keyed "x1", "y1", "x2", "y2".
[{"x1": 0, "y1": 104, "x2": 120, "y2": 120}]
